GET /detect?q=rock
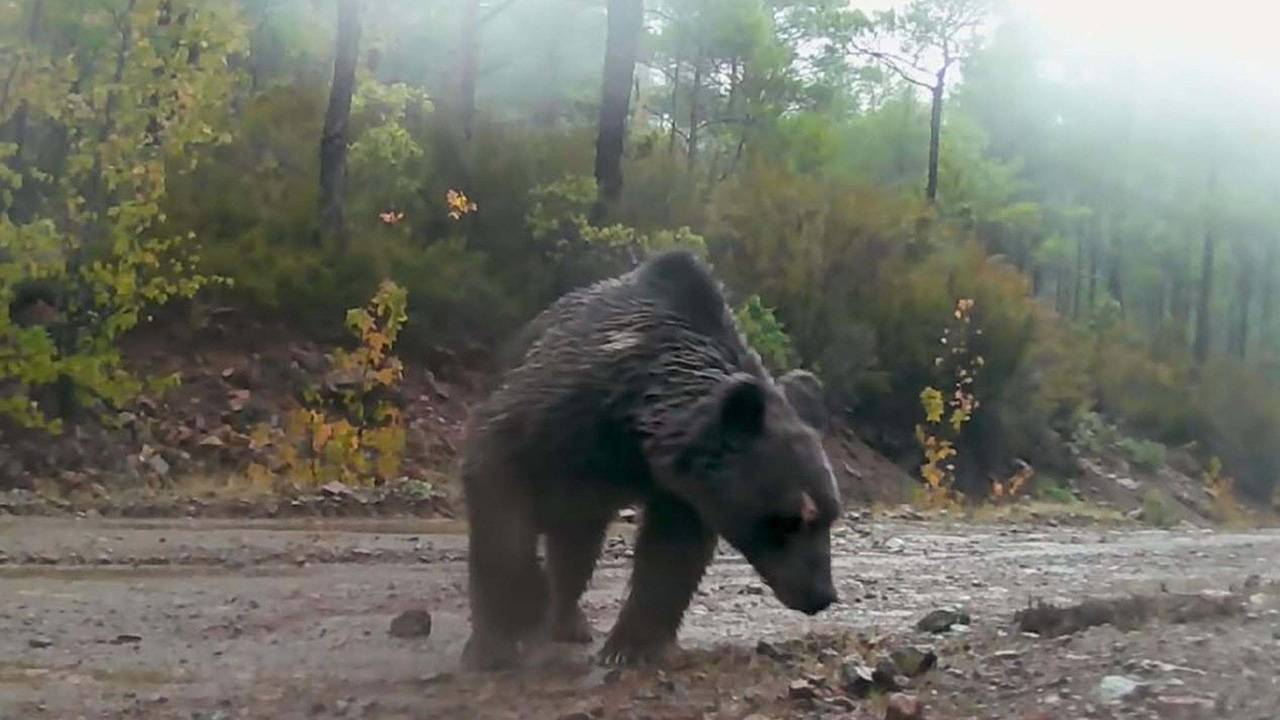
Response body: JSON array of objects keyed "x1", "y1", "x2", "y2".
[
  {"x1": 890, "y1": 647, "x2": 937, "y2": 677},
  {"x1": 818, "y1": 696, "x2": 853, "y2": 712},
  {"x1": 321, "y1": 481, "x2": 354, "y2": 497},
  {"x1": 840, "y1": 661, "x2": 877, "y2": 697},
  {"x1": 1153, "y1": 695, "x2": 1215, "y2": 718},
  {"x1": 873, "y1": 658, "x2": 900, "y2": 689},
  {"x1": 916, "y1": 608, "x2": 971, "y2": 633},
  {"x1": 389, "y1": 609, "x2": 432, "y2": 638},
  {"x1": 618, "y1": 507, "x2": 638, "y2": 523},
  {"x1": 558, "y1": 713, "x2": 592, "y2": 720},
  {"x1": 227, "y1": 389, "x2": 251, "y2": 412},
  {"x1": 885, "y1": 693, "x2": 924, "y2": 720},
  {"x1": 892, "y1": 505, "x2": 925, "y2": 521},
  {"x1": 1114, "y1": 476, "x2": 1139, "y2": 491},
  {"x1": 756, "y1": 639, "x2": 789, "y2": 661},
  {"x1": 111, "y1": 633, "x2": 143, "y2": 645},
  {"x1": 883, "y1": 537, "x2": 907, "y2": 552},
  {"x1": 146, "y1": 454, "x2": 171, "y2": 477},
  {"x1": 1095, "y1": 675, "x2": 1141, "y2": 704},
  {"x1": 28, "y1": 636, "x2": 54, "y2": 649},
  {"x1": 787, "y1": 678, "x2": 817, "y2": 700}
]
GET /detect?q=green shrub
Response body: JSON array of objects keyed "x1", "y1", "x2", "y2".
[
  {"x1": 1139, "y1": 488, "x2": 1179, "y2": 529},
  {"x1": 1071, "y1": 411, "x2": 1115, "y2": 456},
  {"x1": 735, "y1": 295, "x2": 797, "y2": 373},
  {"x1": 1035, "y1": 479, "x2": 1077, "y2": 505},
  {"x1": 1117, "y1": 437, "x2": 1167, "y2": 471}
]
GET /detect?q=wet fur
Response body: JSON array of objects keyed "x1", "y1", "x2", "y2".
[{"x1": 461, "y1": 251, "x2": 840, "y2": 670}]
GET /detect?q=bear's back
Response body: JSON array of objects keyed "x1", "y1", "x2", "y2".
[{"x1": 474, "y1": 252, "x2": 759, "y2": 434}]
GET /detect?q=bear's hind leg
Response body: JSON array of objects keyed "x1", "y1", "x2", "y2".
[
  {"x1": 545, "y1": 513, "x2": 610, "y2": 643},
  {"x1": 600, "y1": 492, "x2": 715, "y2": 665},
  {"x1": 462, "y1": 466, "x2": 547, "y2": 671}
]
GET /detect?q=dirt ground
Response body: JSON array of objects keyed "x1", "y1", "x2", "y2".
[{"x1": 1, "y1": 514, "x2": 1278, "y2": 720}]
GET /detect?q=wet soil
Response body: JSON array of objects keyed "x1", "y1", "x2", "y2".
[{"x1": 1, "y1": 516, "x2": 1277, "y2": 719}]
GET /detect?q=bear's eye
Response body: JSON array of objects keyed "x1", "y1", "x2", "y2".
[{"x1": 764, "y1": 514, "x2": 804, "y2": 544}]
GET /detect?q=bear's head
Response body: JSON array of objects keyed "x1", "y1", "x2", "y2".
[{"x1": 668, "y1": 371, "x2": 840, "y2": 615}]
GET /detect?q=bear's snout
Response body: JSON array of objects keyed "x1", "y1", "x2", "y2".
[
  {"x1": 767, "y1": 574, "x2": 838, "y2": 615},
  {"x1": 801, "y1": 586, "x2": 838, "y2": 615}
]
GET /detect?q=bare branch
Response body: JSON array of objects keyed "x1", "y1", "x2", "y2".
[
  {"x1": 849, "y1": 42, "x2": 934, "y2": 89},
  {"x1": 479, "y1": 0, "x2": 520, "y2": 26}
]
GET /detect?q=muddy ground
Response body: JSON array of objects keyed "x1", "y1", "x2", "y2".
[{"x1": 1, "y1": 515, "x2": 1277, "y2": 720}]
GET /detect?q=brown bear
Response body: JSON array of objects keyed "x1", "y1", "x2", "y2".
[{"x1": 461, "y1": 250, "x2": 840, "y2": 670}]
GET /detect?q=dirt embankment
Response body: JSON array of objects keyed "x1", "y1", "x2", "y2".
[{"x1": 2, "y1": 311, "x2": 1266, "y2": 528}]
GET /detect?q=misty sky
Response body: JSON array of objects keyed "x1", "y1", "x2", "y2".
[{"x1": 851, "y1": 0, "x2": 1280, "y2": 119}]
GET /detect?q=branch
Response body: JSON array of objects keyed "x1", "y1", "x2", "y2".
[
  {"x1": 479, "y1": 0, "x2": 520, "y2": 26},
  {"x1": 852, "y1": 45, "x2": 933, "y2": 90},
  {"x1": 847, "y1": 38, "x2": 934, "y2": 88}
]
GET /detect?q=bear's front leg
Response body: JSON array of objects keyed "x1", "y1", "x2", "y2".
[{"x1": 600, "y1": 492, "x2": 716, "y2": 665}]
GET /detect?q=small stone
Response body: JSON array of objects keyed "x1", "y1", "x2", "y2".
[
  {"x1": 840, "y1": 661, "x2": 877, "y2": 697},
  {"x1": 147, "y1": 454, "x2": 171, "y2": 476},
  {"x1": 1095, "y1": 675, "x2": 1141, "y2": 704},
  {"x1": 111, "y1": 633, "x2": 143, "y2": 645},
  {"x1": 916, "y1": 608, "x2": 971, "y2": 633},
  {"x1": 873, "y1": 658, "x2": 900, "y2": 689},
  {"x1": 28, "y1": 636, "x2": 54, "y2": 649},
  {"x1": 788, "y1": 679, "x2": 817, "y2": 700},
  {"x1": 885, "y1": 692, "x2": 924, "y2": 720},
  {"x1": 890, "y1": 646, "x2": 937, "y2": 677},
  {"x1": 819, "y1": 696, "x2": 853, "y2": 713},
  {"x1": 1153, "y1": 695, "x2": 1215, "y2": 717},
  {"x1": 756, "y1": 639, "x2": 789, "y2": 661},
  {"x1": 389, "y1": 609, "x2": 432, "y2": 638},
  {"x1": 321, "y1": 481, "x2": 353, "y2": 497},
  {"x1": 558, "y1": 713, "x2": 592, "y2": 720}
]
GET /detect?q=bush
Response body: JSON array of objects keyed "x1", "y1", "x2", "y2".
[
  {"x1": 1192, "y1": 360, "x2": 1280, "y2": 502},
  {"x1": 1117, "y1": 437, "x2": 1167, "y2": 471},
  {"x1": 1071, "y1": 411, "x2": 1115, "y2": 456},
  {"x1": 1035, "y1": 478, "x2": 1076, "y2": 505},
  {"x1": 735, "y1": 295, "x2": 797, "y2": 373},
  {"x1": 1139, "y1": 488, "x2": 1179, "y2": 529}
]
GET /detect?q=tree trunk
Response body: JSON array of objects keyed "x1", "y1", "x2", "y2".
[
  {"x1": 1087, "y1": 230, "x2": 1098, "y2": 315},
  {"x1": 1170, "y1": 270, "x2": 1189, "y2": 349},
  {"x1": 925, "y1": 67, "x2": 946, "y2": 204},
  {"x1": 318, "y1": 0, "x2": 362, "y2": 249},
  {"x1": 591, "y1": 0, "x2": 644, "y2": 220},
  {"x1": 667, "y1": 54, "x2": 680, "y2": 156},
  {"x1": 1072, "y1": 233, "x2": 1084, "y2": 321},
  {"x1": 687, "y1": 53, "x2": 702, "y2": 172},
  {"x1": 456, "y1": 0, "x2": 479, "y2": 141},
  {"x1": 1234, "y1": 255, "x2": 1254, "y2": 359},
  {"x1": 1106, "y1": 219, "x2": 1124, "y2": 317},
  {"x1": 1262, "y1": 242, "x2": 1276, "y2": 351},
  {"x1": 1055, "y1": 267, "x2": 1067, "y2": 315},
  {"x1": 1194, "y1": 165, "x2": 1218, "y2": 364}
]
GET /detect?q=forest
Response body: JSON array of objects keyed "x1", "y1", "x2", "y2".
[{"x1": 2, "y1": 0, "x2": 1280, "y2": 511}]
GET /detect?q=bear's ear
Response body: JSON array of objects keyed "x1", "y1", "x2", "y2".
[
  {"x1": 715, "y1": 373, "x2": 767, "y2": 440},
  {"x1": 780, "y1": 369, "x2": 828, "y2": 433}
]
